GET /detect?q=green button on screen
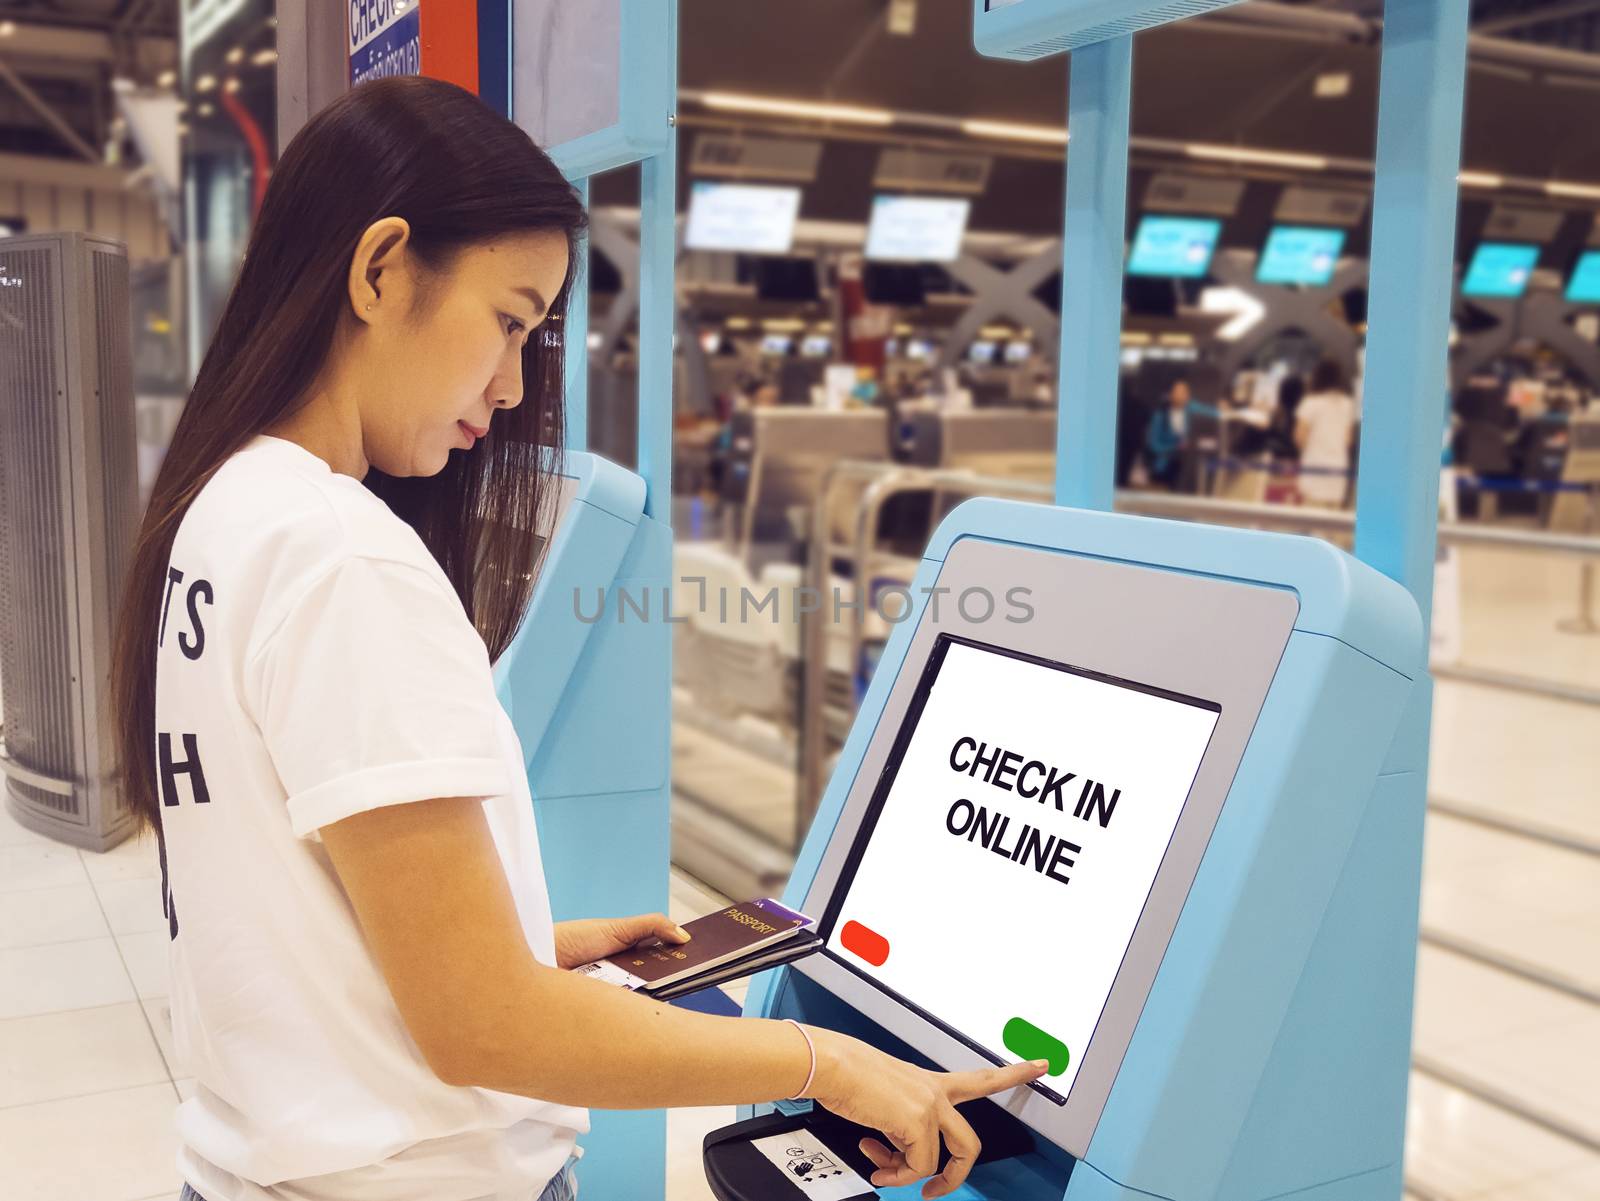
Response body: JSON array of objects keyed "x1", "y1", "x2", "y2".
[{"x1": 1003, "y1": 1016, "x2": 1070, "y2": 1076}]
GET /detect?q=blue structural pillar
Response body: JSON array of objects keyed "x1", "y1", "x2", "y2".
[
  {"x1": 1055, "y1": 36, "x2": 1133, "y2": 512},
  {"x1": 1358, "y1": 0, "x2": 1468, "y2": 632},
  {"x1": 1356, "y1": 0, "x2": 1469, "y2": 1184},
  {"x1": 637, "y1": 119, "x2": 678, "y2": 517},
  {"x1": 565, "y1": 178, "x2": 591, "y2": 452}
]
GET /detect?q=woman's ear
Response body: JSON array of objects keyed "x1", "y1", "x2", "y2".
[{"x1": 346, "y1": 216, "x2": 413, "y2": 323}]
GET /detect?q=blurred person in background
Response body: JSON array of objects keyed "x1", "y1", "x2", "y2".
[
  {"x1": 1144, "y1": 377, "x2": 1192, "y2": 489},
  {"x1": 1295, "y1": 359, "x2": 1359, "y2": 508}
]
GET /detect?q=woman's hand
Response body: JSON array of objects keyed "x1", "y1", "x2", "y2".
[
  {"x1": 802, "y1": 1026, "x2": 1049, "y2": 1199},
  {"x1": 554, "y1": 913, "x2": 690, "y2": 970}
]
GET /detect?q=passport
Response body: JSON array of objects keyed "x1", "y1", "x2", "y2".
[{"x1": 574, "y1": 898, "x2": 816, "y2": 993}]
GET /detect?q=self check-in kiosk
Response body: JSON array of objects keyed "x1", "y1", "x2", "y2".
[
  {"x1": 493, "y1": 452, "x2": 663, "y2": 924},
  {"x1": 711, "y1": 500, "x2": 1422, "y2": 1200},
  {"x1": 492, "y1": 449, "x2": 674, "y2": 1201},
  {"x1": 704, "y1": 0, "x2": 1468, "y2": 1198}
]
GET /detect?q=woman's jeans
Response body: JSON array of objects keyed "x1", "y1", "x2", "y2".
[{"x1": 178, "y1": 1157, "x2": 578, "y2": 1201}]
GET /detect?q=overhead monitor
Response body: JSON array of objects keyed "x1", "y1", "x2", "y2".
[
  {"x1": 801, "y1": 335, "x2": 832, "y2": 357},
  {"x1": 1462, "y1": 242, "x2": 1540, "y2": 299},
  {"x1": 685, "y1": 182, "x2": 802, "y2": 254},
  {"x1": 753, "y1": 257, "x2": 820, "y2": 303},
  {"x1": 907, "y1": 338, "x2": 934, "y2": 362},
  {"x1": 866, "y1": 195, "x2": 972, "y2": 263},
  {"x1": 863, "y1": 263, "x2": 927, "y2": 307},
  {"x1": 968, "y1": 340, "x2": 998, "y2": 364},
  {"x1": 760, "y1": 334, "x2": 793, "y2": 356},
  {"x1": 1256, "y1": 226, "x2": 1346, "y2": 287},
  {"x1": 1004, "y1": 341, "x2": 1033, "y2": 363},
  {"x1": 1565, "y1": 250, "x2": 1600, "y2": 305},
  {"x1": 1127, "y1": 215, "x2": 1222, "y2": 279},
  {"x1": 823, "y1": 634, "x2": 1220, "y2": 1105}
]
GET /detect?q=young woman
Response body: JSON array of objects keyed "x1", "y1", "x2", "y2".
[{"x1": 111, "y1": 77, "x2": 1043, "y2": 1201}]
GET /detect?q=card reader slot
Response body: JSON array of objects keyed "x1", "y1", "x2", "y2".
[{"x1": 703, "y1": 1097, "x2": 1037, "y2": 1201}]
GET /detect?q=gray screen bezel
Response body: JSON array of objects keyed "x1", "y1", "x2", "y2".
[{"x1": 793, "y1": 535, "x2": 1298, "y2": 1157}]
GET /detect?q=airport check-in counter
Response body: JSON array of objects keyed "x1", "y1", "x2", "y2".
[
  {"x1": 721, "y1": 408, "x2": 891, "y2": 564},
  {"x1": 492, "y1": 451, "x2": 672, "y2": 1201},
  {"x1": 1548, "y1": 412, "x2": 1600, "y2": 531},
  {"x1": 707, "y1": 497, "x2": 1424, "y2": 1201},
  {"x1": 899, "y1": 409, "x2": 1058, "y2": 483}
]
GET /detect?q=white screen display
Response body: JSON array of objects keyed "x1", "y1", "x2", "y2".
[
  {"x1": 826, "y1": 637, "x2": 1219, "y2": 1100},
  {"x1": 685, "y1": 182, "x2": 802, "y2": 254},
  {"x1": 866, "y1": 196, "x2": 971, "y2": 263}
]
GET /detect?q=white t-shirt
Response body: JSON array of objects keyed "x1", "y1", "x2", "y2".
[
  {"x1": 1296, "y1": 389, "x2": 1357, "y2": 504},
  {"x1": 154, "y1": 435, "x2": 587, "y2": 1201}
]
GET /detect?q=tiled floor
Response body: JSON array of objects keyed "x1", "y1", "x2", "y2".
[
  {"x1": 0, "y1": 813, "x2": 184, "y2": 1201},
  {"x1": 2, "y1": 537, "x2": 1597, "y2": 1200}
]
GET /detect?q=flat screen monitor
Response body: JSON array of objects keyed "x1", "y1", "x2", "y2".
[
  {"x1": 1003, "y1": 341, "x2": 1033, "y2": 364},
  {"x1": 1127, "y1": 215, "x2": 1222, "y2": 279},
  {"x1": 685, "y1": 182, "x2": 801, "y2": 254},
  {"x1": 822, "y1": 635, "x2": 1220, "y2": 1103},
  {"x1": 801, "y1": 335, "x2": 832, "y2": 357},
  {"x1": 906, "y1": 339, "x2": 934, "y2": 361},
  {"x1": 1256, "y1": 226, "x2": 1346, "y2": 287},
  {"x1": 1462, "y1": 242, "x2": 1540, "y2": 299},
  {"x1": 968, "y1": 340, "x2": 998, "y2": 364},
  {"x1": 753, "y1": 257, "x2": 820, "y2": 303},
  {"x1": 1565, "y1": 250, "x2": 1600, "y2": 305},
  {"x1": 760, "y1": 334, "x2": 793, "y2": 356},
  {"x1": 866, "y1": 195, "x2": 972, "y2": 263},
  {"x1": 863, "y1": 262, "x2": 927, "y2": 307}
]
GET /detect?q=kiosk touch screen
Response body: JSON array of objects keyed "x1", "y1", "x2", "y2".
[{"x1": 823, "y1": 634, "x2": 1220, "y2": 1102}]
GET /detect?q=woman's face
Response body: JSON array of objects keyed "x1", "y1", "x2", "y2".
[{"x1": 356, "y1": 229, "x2": 571, "y2": 478}]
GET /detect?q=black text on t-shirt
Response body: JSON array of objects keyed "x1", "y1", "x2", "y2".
[{"x1": 156, "y1": 564, "x2": 216, "y2": 940}]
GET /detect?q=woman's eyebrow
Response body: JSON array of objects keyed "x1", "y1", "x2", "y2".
[{"x1": 513, "y1": 286, "x2": 548, "y2": 318}]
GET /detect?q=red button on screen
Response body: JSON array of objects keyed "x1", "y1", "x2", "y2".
[{"x1": 840, "y1": 920, "x2": 890, "y2": 967}]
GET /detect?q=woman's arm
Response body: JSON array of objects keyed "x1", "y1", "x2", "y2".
[
  {"x1": 320, "y1": 796, "x2": 1046, "y2": 1119},
  {"x1": 321, "y1": 795, "x2": 806, "y2": 1109}
]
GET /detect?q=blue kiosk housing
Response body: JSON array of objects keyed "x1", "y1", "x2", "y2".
[
  {"x1": 721, "y1": 502, "x2": 1423, "y2": 1200},
  {"x1": 709, "y1": 1, "x2": 1470, "y2": 1199},
  {"x1": 493, "y1": 448, "x2": 676, "y2": 1200}
]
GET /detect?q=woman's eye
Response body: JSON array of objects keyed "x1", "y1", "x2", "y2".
[{"x1": 503, "y1": 315, "x2": 527, "y2": 338}]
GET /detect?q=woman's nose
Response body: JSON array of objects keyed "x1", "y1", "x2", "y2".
[{"x1": 489, "y1": 349, "x2": 525, "y2": 410}]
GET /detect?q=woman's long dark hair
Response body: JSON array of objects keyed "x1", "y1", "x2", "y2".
[{"x1": 112, "y1": 76, "x2": 586, "y2": 830}]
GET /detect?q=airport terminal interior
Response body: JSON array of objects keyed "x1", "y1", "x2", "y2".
[{"x1": 2, "y1": 2, "x2": 1600, "y2": 1200}]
